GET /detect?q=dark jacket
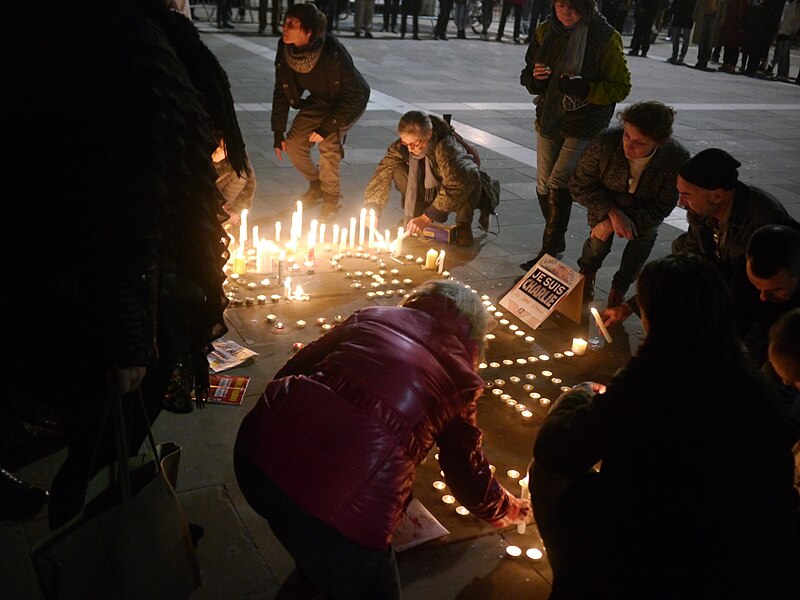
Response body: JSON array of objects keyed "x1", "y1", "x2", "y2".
[
  {"x1": 534, "y1": 350, "x2": 800, "y2": 597},
  {"x1": 570, "y1": 127, "x2": 690, "y2": 231},
  {"x1": 521, "y1": 12, "x2": 631, "y2": 139},
  {"x1": 235, "y1": 301, "x2": 523, "y2": 550},
  {"x1": 364, "y1": 115, "x2": 481, "y2": 221},
  {"x1": 271, "y1": 32, "x2": 370, "y2": 140},
  {"x1": 680, "y1": 183, "x2": 790, "y2": 283}
]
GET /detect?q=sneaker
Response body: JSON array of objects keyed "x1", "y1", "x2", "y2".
[{"x1": 300, "y1": 180, "x2": 324, "y2": 205}]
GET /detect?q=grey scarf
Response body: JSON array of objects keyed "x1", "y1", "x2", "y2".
[
  {"x1": 283, "y1": 35, "x2": 324, "y2": 74},
  {"x1": 405, "y1": 154, "x2": 440, "y2": 221}
]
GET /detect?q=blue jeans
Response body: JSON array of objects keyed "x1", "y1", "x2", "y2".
[
  {"x1": 577, "y1": 223, "x2": 660, "y2": 293},
  {"x1": 536, "y1": 132, "x2": 589, "y2": 196}
]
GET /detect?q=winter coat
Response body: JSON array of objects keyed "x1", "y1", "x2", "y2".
[
  {"x1": 363, "y1": 115, "x2": 481, "y2": 221},
  {"x1": 718, "y1": 0, "x2": 749, "y2": 47},
  {"x1": 521, "y1": 11, "x2": 631, "y2": 139},
  {"x1": 669, "y1": 0, "x2": 697, "y2": 27},
  {"x1": 777, "y1": 0, "x2": 800, "y2": 36},
  {"x1": 235, "y1": 299, "x2": 523, "y2": 550},
  {"x1": 271, "y1": 32, "x2": 370, "y2": 140},
  {"x1": 570, "y1": 127, "x2": 690, "y2": 231},
  {"x1": 534, "y1": 348, "x2": 800, "y2": 597}
]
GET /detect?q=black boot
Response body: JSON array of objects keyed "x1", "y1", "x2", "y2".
[
  {"x1": 580, "y1": 269, "x2": 596, "y2": 301},
  {"x1": 0, "y1": 467, "x2": 49, "y2": 521},
  {"x1": 540, "y1": 188, "x2": 572, "y2": 258},
  {"x1": 455, "y1": 222, "x2": 474, "y2": 247}
]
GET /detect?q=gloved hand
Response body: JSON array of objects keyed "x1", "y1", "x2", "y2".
[{"x1": 558, "y1": 76, "x2": 590, "y2": 97}]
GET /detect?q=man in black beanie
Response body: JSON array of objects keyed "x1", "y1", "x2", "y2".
[
  {"x1": 600, "y1": 148, "x2": 795, "y2": 329},
  {"x1": 672, "y1": 148, "x2": 790, "y2": 283}
]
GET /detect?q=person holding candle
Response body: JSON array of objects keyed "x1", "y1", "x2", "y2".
[
  {"x1": 529, "y1": 254, "x2": 799, "y2": 598},
  {"x1": 234, "y1": 280, "x2": 532, "y2": 598},
  {"x1": 570, "y1": 100, "x2": 689, "y2": 308},
  {"x1": 271, "y1": 2, "x2": 370, "y2": 221},
  {"x1": 363, "y1": 110, "x2": 501, "y2": 247}
]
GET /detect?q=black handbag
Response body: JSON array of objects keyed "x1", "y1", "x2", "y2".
[{"x1": 31, "y1": 391, "x2": 201, "y2": 599}]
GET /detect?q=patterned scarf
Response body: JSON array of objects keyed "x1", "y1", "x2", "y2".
[{"x1": 283, "y1": 35, "x2": 324, "y2": 74}]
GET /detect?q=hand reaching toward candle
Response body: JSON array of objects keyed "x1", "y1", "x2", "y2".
[
  {"x1": 406, "y1": 214, "x2": 432, "y2": 235},
  {"x1": 492, "y1": 496, "x2": 533, "y2": 528},
  {"x1": 608, "y1": 208, "x2": 638, "y2": 240},
  {"x1": 600, "y1": 303, "x2": 633, "y2": 328}
]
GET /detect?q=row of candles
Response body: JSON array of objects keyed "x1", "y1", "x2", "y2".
[{"x1": 232, "y1": 204, "x2": 416, "y2": 277}]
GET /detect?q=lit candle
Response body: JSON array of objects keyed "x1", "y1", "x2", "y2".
[
  {"x1": 571, "y1": 338, "x2": 588, "y2": 356},
  {"x1": 359, "y1": 207, "x2": 367, "y2": 248},
  {"x1": 275, "y1": 221, "x2": 281, "y2": 243},
  {"x1": 339, "y1": 227, "x2": 348, "y2": 253},
  {"x1": 308, "y1": 219, "x2": 318, "y2": 259},
  {"x1": 284, "y1": 276, "x2": 291, "y2": 299},
  {"x1": 436, "y1": 250, "x2": 446, "y2": 275},
  {"x1": 296, "y1": 200, "x2": 303, "y2": 241},
  {"x1": 590, "y1": 307, "x2": 613, "y2": 343},
  {"x1": 233, "y1": 254, "x2": 246, "y2": 275},
  {"x1": 240, "y1": 208, "x2": 248, "y2": 248},
  {"x1": 277, "y1": 250, "x2": 285, "y2": 282},
  {"x1": 424, "y1": 248, "x2": 438, "y2": 270},
  {"x1": 252, "y1": 225, "x2": 259, "y2": 247},
  {"x1": 384, "y1": 229, "x2": 390, "y2": 251},
  {"x1": 318, "y1": 223, "x2": 326, "y2": 247},
  {"x1": 393, "y1": 227, "x2": 405, "y2": 258},
  {"x1": 517, "y1": 475, "x2": 530, "y2": 533},
  {"x1": 332, "y1": 224, "x2": 339, "y2": 245},
  {"x1": 349, "y1": 217, "x2": 357, "y2": 248}
]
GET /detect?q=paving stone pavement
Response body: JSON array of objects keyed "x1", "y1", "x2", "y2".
[{"x1": 3, "y1": 10, "x2": 799, "y2": 600}]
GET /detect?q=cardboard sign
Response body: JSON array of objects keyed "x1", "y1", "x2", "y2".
[{"x1": 499, "y1": 254, "x2": 585, "y2": 329}]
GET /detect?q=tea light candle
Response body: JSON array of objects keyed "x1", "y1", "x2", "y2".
[
  {"x1": 494, "y1": 311, "x2": 504, "y2": 317},
  {"x1": 526, "y1": 548, "x2": 543, "y2": 560},
  {"x1": 455, "y1": 506, "x2": 470, "y2": 516},
  {"x1": 266, "y1": 314, "x2": 277, "y2": 324},
  {"x1": 491, "y1": 388, "x2": 503, "y2": 396},
  {"x1": 442, "y1": 495, "x2": 456, "y2": 505},
  {"x1": 551, "y1": 378, "x2": 562, "y2": 384},
  {"x1": 523, "y1": 384, "x2": 533, "y2": 391},
  {"x1": 553, "y1": 352, "x2": 564, "y2": 359},
  {"x1": 515, "y1": 331, "x2": 525, "y2": 337},
  {"x1": 521, "y1": 410, "x2": 533, "y2": 418},
  {"x1": 296, "y1": 320, "x2": 307, "y2": 329},
  {"x1": 489, "y1": 361, "x2": 500, "y2": 368},
  {"x1": 273, "y1": 322, "x2": 285, "y2": 332},
  {"x1": 528, "y1": 356, "x2": 539, "y2": 363},
  {"x1": 524, "y1": 335, "x2": 535, "y2": 343},
  {"x1": 571, "y1": 337, "x2": 588, "y2": 356},
  {"x1": 508, "y1": 324, "x2": 519, "y2": 331},
  {"x1": 509, "y1": 376, "x2": 521, "y2": 383},
  {"x1": 334, "y1": 315, "x2": 343, "y2": 323},
  {"x1": 321, "y1": 323, "x2": 332, "y2": 331},
  {"x1": 516, "y1": 358, "x2": 527, "y2": 365},
  {"x1": 499, "y1": 318, "x2": 509, "y2": 326},
  {"x1": 316, "y1": 317, "x2": 328, "y2": 326},
  {"x1": 529, "y1": 392, "x2": 541, "y2": 399},
  {"x1": 405, "y1": 254, "x2": 415, "y2": 261},
  {"x1": 256, "y1": 294, "x2": 267, "y2": 304},
  {"x1": 500, "y1": 394, "x2": 511, "y2": 400},
  {"x1": 502, "y1": 359, "x2": 514, "y2": 366},
  {"x1": 485, "y1": 333, "x2": 496, "y2": 341},
  {"x1": 494, "y1": 379, "x2": 506, "y2": 386},
  {"x1": 541, "y1": 370, "x2": 552, "y2": 377},
  {"x1": 479, "y1": 363, "x2": 488, "y2": 369},
  {"x1": 291, "y1": 342, "x2": 304, "y2": 352},
  {"x1": 564, "y1": 350, "x2": 575, "y2": 357},
  {"x1": 506, "y1": 545, "x2": 522, "y2": 557},
  {"x1": 415, "y1": 257, "x2": 424, "y2": 265},
  {"x1": 539, "y1": 397, "x2": 551, "y2": 407},
  {"x1": 525, "y1": 373, "x2": 536, "y2": 380},
  {"x1": 432, "y1": 481, "x2": 446, "y2": 490},
  {"x1": 270, "y1": 294, "x2": 281, "y2": 303},
  {"x1": 539, "y1": 354, "x2": 550, "y2": 361},
  {"x1": 403, "y1": 278, "x2": 413, "y2": 286}
]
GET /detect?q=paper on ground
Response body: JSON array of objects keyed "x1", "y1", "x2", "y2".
[{"x1": 392, "y1": 498, "x2": 450, "y2": 552}]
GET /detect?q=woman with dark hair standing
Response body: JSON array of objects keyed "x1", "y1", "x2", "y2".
[
  {"x1": 272, "y1": 3, "x2": 370, "y2": 220},
  {"x1": 571, "y1": 100, "x2": 689, "y2": 307},
  {"x1": 519, "y1": 0, "x2": 631, "y2": 271},
  {"x1": 530, "y1": 253, "x2": 799, "y2": 598}
]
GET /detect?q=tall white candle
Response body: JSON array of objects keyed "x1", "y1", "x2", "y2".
[
  {"x1": 368, "y1": 209, "x2": 376, "y2": 248},
  {"x1": 284, "y1": 276, "x2": 291, "y2": 299},
  {"x1": 319, "y1": 223, "x2": 326, "y2": 246},
  {"x1": 393, "y1": 227, "x2": 404, "y2": 257},
  {"x1": 252, "y1": 225, "x2": 259, "y2": 248},
  {"x1": 240, "y1": 209, "x2": 249, "y2": 248},
  {"x1": 296, "y1": 200, "x2": 303, "y2": 241},
  {"x1": 339, "y1": 227, "x2": 348, "y2": 253},
  {"x1": 590, "y1": 307, "x2": 613, "y2": 344},
  {"x1": 332, "y1": 224, "x2": 340, "y2": 245},
  {"x1": 350, "y1": 217, "x2": 357, "y2": 248},
  {"x1": 309, "y1": 219, "x2": 318, "y2": 253},
  {"x1": 384, "y1": 229, "x2": 391, "y2": 251},
  {"x1": 275, "y1": 221, "x2": 281, "y2": 243},
  {"x1": 436, "y1": 250, "x2": 446, "y2": 275},
  {"x1": 359, "y1": 207, "x2": 367, "y2": 248},
  {"x1": 517, "y1": 476, "x2": 530, "y2": 534}
]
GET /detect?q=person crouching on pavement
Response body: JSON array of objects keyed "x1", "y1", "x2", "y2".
[
  {"x1": 234, "y1": 280, "x2": 532, "y2": 599},
  {"x1": 271, "y1": 2, "x2": 370, "y2": 220},
  {"x1": 363, "y1": 110, "x2": 496, "y2": 247}
]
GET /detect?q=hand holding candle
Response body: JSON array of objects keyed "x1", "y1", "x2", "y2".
[{"x1": 590, "y1": 307, "x2": 613, "y2": 344}]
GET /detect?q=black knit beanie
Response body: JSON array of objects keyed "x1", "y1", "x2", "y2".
[{"x1": 678, "y1": 148, "x2": 741, "y2": 190}]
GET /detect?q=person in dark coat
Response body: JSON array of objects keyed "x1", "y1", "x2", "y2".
[
  {"x1": 715, "y1": 0, "x2": 749, "y2": 72},
  {"x1": 571, "y1": 100, "x2": 689, "y2": 307},
  {"x1": 234, "y1": 280, "x2": 532, "y2": 599},
  {"x1": 530, "y1": 253, "x2": 800, "y2": 598},
  {"x1": 666, "y1": 0, "x2": 696, "y2": 64},
  {"x1": 272, "y1": 3, "x2": 370, "y2": 220},
  {"x1": 628, "y1": 0, "x2": 660, "y2": 56}
]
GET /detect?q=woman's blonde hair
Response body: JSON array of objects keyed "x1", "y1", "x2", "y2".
[{"x1": 400, "y1": 279, "x2": 494, "y2": 362}]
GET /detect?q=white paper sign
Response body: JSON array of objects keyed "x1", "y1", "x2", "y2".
[
  {"x1": 499, "y1": 254, "x2": 583, "y2": 329},
  {"x1": 392, "y1": 498, "x2": 450, "y2": 552}
]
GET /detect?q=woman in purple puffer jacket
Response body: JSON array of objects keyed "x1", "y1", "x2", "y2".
[{"x1": 234, "y1": 280, "x2": 531, "y2": 599}]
